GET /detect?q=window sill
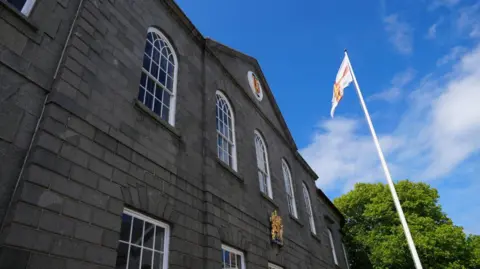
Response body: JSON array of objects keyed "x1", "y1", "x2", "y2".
[
  {"x1": 311, "y1": 232, "x2": 322, "y2": 243},
  {"x1": 216, "y1": 158, "x2": 243, "y2": 183},
  {"x1": 0, "y1": 1, "x2": 38, "y2": 31},
  {"x1": 289, "y1": 214, "x2": 304, "y2": 227},
  {"x1": 260, "y1": 192, "x2": 278, "y2": 208},
  {"x1": 134, "y1": 99, "x2": 181, "y2": 139}
]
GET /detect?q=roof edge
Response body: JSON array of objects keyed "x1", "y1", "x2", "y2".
[
  {"x1": 163, "y1": 0, "x2": 204, "y2": 44},
  {"x1": 316, "y1": 189, "x2": 345, "y2": 227}
]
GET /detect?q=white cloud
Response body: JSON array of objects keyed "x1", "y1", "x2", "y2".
[
  {"x1": 301, "y1": 117, "x2": 404, "y2": 191},
  {"x1": 456, "y1": 3, "x2": 480, "y2": 38},
  {"x1": 429, "y1": 0, "x2": 460, "y2": 10},
  {"x1": 302, "y1": 43, "x2": 480, "y2": 192},
  {"x1": 426, "y1": 23, "x2": 438, "y2": 39},
  {"x1": 426, "y1": 17, "x2": 444, "y2": 40},
  {"x1": 436, "y1": 46, "x2": 467, "y2": 66},
  {"x1": 369, "y1": 68, "x2": 416, "y2": 102},
  {"x1": 383, "y1": 14, "x2": 414, "y2": 55}
]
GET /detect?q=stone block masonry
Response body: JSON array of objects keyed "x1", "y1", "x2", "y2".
[{"x1": 0, "y1": 0, "x2": 348, "y2": 268}]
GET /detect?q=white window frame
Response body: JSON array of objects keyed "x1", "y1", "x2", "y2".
[
  {"x1": 221, "y1": 244, "x2": 246, "y2": 269},
  {"x1": 268, "y1": 263, "x2": 283, "y2": 269},
  {"x1": 282, "y1": 159, "x2": 298, "y2": 218},
  {"x1": 254, "y1": 130, "x2": 272, "y2": 198},
  {"x1": 7, "y1": 0, "x2": 36, "y2": 16},
  {"x1": 302, "y1": 182, "x2": 316, "y2": 235},
  {"x1": 139, "y1": 27, "x2": 178, "y2": 126},
  {"x1": 328, "y1": 229, "x2": 339, "y2": 265},
  {"x1": 216, "y1": 91, "x2": 237, "y2": 171},
  {"x1": 118, "y1": 208, "x2": 170, "y2": 269},
  {"x1": 342, "y1": 243, "x2": 350, "y2": 269}
]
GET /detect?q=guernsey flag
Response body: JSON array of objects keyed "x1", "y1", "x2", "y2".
[{"x1": 331, "y1": 55, "x2": 353, "y2": 117}]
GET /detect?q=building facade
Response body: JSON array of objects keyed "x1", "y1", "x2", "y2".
[{"x1": 0, "y1": 0, "x2": 349, "y2": 268}]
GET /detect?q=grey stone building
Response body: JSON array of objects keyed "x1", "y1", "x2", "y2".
[{"x1": 0, "y1": 0, "x2": 349, "y2": 268}]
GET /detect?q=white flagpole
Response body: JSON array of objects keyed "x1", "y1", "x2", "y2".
[{"x1": 344, "y1": 50, "x2": 423, "y2": 269}]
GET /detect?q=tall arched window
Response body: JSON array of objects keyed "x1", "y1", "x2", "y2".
[
  {"x1": 302, "y1": 182, "x2": 316, "y2": 234},
  {"x1": 342, "y1": 243, "x2": 350, "y2": 269},
  {"x1": 216, "y1": 91, "x2": 237, "y2": 170},
  {"x1": 254, "y1": 130, "x2": 272, "y2": 198},
  {"x1": 138, "y1": 27, "x2": 178, "y2": 125},
  {"x1": 282, "y1": 159, "x2": 298, "y2": 218},
  {"x1": 328, "y1": 229, "x2": 339, "y2": 265}
]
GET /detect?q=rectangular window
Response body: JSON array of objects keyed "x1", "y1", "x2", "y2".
[
  {"x1": 115, "y1": 209, "x2": 170, "y2": 269},
  {"x1": 6, "y1": 0, "x2": 35, "y2": 16},
  {"x1": 268, "y1": 263, "x2": 283, "y2": 269},
  {"x1": 222, "y1": 244, "x2": 245, "y2": 269}
]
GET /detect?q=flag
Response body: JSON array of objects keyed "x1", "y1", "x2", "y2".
[{"x1": 331, "y1": 55, "x2": 353, "y2": 117}]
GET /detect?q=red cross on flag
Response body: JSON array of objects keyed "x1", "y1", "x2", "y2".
[{"x1": 331, "y1": 55, "x2": 353, "y2": 117}]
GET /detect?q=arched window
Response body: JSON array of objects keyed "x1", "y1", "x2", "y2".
[
  {"x1": 216, "y1": 91, "x2": 237, "y2": 170},
  {"x1": 302, "y1": 182, "x2": 316, "y2": 234},
  {"x1": 328, "y1": 229, "x2": 339, "y2": 265},
  {"x1": 138, "y1": 27, "x2": 178, "y2": 125},
  {"x1": 342, "y1": 243, "x2": 350, "y2": 269},
  {"x1": 282, "y1": 159, "x2": 298, "y2": 218},
  {"x1": 254, "y1": 130, "x2": 272, "y2": 198}
]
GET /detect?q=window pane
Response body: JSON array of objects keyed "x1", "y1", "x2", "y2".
[
  {"x1": 141, "y1": 249, "x2": 153, "y2": 269},
  {"x1": 146, "y1": 78, "x2": 155, "y2": 94},
  {"x1": 7, "y1": 0, "x2": 27, "y2": 11},
  {"x1": 154, "y1": 227, "x2": 165, "y2": 251},
  {"x1": 160, "y1": 56, "x2": 167, "y2": 71},
  {"x1": 154, "y1": 86, "x2": 163, "y2": 100},
  {"x1": 115, "y1": 242, "x2": 128, "y2": 269},
  {"x1": 120, "y1": 214, "x2": 132, "y2": 242},
  {"x1": 153, "y1": 100, "x2": 161, "y2": 116},
  {"x1": 147, "y1": 32, "x2": 154, "y2": 42},
  {"x1": 152, "y1": 48, "x2": 160, "y2": 63},
  {"x1": 159, "y1": 69, "x2": 167, "y2": 86},
  {"x1": 131, "y1": 218, "x2": 143, "y2": 245},
  {"x1": 140, "y1": 73, "x2": 147, "y2": 87},
  {"x1": 223, "y1": 250, "x2": 230, "y2": 265},
  {"x1": 145, "y1": 42, "x2": 153, "y2": 56},
  {"x1": 167, "y1": 62, "x2": 174, "y2": 77},
  {"x1": 128, "y1": 246, "x2": 141, "y2": 269},
  {"x1": 143, "y1": 222, "x2": 154, "y2": 248},
  {"x1": 163, "y1": 91, "x2": 170, "y2": 107},
  {"x1": 145, "y1": 93, "x2": 153, "y2": 110},
  {"x1": 259, "y1": 172, "x2": 266, "y2": 193},
  {"x1": 143, "y1": 54, "x2": 151, "y2": 70},
  {"x1": 151, "y1": 63, "x2": 159, "y2": 80},
  {"x1": 153, "y1": 252, "x2": 163, "y2": 269},
  {"x1": 166, "y1": 76, "x2": 173, "y2": 91},
  {"x1": 161, "y1": 106, "x2": 169, "y2": 121}
]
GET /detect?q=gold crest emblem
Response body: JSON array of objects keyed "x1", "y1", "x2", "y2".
[
  {"x1": 270, "y1": 210, "x2": 284, "y2": 246},
  {"x1": 252, "y1": 74, "x2": 261, "y2": 97}
]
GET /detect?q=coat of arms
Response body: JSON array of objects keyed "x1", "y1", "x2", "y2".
[
  {"x1": 252, "y1": 74, "x2": 261, "y2": 98},
  {"x1": 270, "y1": 210, "x2": 284, "y2": 246}
]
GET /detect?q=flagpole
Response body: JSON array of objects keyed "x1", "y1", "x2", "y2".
[{"x1": 343, "y1": 50, "x2": 423, "y2": 269}]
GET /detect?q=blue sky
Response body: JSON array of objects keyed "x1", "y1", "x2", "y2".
[{"x1": 175, "y1": 0, "x2": 480, "y2": 234}]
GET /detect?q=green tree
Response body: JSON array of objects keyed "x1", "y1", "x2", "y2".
[
  {"x1": 334, "y1": 180, "x2": 478, "y2": 269},
  {"x1": 467, "y1": 235, "x2": 480, "y2": 268}
]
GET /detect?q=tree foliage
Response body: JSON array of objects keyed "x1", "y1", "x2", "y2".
[{"x1": 334, "y1": 180, "x2": 479, "y2": 269}]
